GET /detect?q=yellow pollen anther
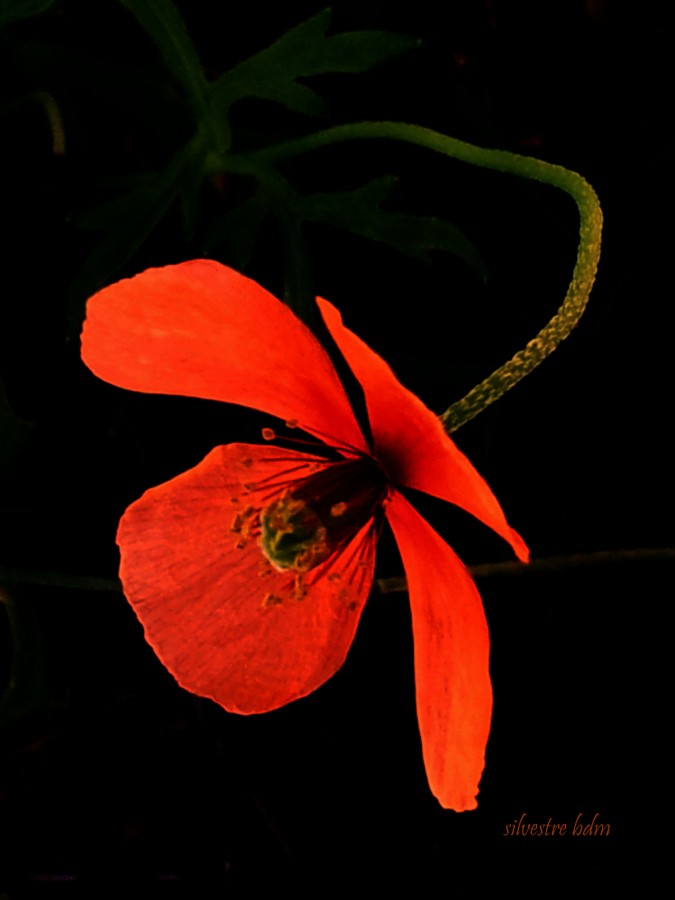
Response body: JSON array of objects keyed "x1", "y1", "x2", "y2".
[
  {"x1": 285, "y1": 418, "x2": 298, "y2": 429},
  {"x1": 330, "y1": 502, "x2": 348, "y2": 517},
  {"x1": 262, "y1": 427, "x2": 276, "y2": 441}
]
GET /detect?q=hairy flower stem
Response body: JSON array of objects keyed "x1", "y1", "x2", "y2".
[{"x1": 251, "y1": 122, "x2": 603, "y2": 432}]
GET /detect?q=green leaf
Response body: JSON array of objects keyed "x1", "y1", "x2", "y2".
[
  {"x1": 0, "y1": 589, "x2": 52, "y2": 727},
  {"x1": 0, "y1": 374, "x2": 32, "y2": 473},
  {"x1": 118, "y1": 0, "x2": 209, "y2": 119},
  {"x1": 301, "y1": 177, "x2": 487, "y2": 278},
  {"x1": 211, "y1": 9, "x2": 417, "y2": 118},
  {"x1": 0, "y1": 0, "x2": 55, "y2": 27}
]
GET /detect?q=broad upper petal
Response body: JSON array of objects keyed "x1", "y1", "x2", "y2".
[
  {"x1": 318, "y1": 298, "x2": 529, "y2": 562},
  {"x1": 81, "y1": 261, "x2": 366, "y2": 451},
  {"x1": 117, "y1": 443, "x2": 376, "y2": 713},
  {"x1": 385, "y1": 491, "x2": 492, "y2": 812}
]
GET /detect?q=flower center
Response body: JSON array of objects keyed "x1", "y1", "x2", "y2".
[{"x1": 259, "y1": 456, "x2": 389, "y2": 573}]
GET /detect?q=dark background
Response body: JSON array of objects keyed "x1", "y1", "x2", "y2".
[{"x1": 0, "y1": 0, "x2": 670, "y2": 894}]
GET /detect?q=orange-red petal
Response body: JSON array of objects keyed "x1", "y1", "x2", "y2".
[
  {"x1": 317, "y1": 298, "x2": 529, "y2": 563},
  {"x1": 81, "y1": 261, "x2": 366, "y2": 452},
  {"x1": 117, "y1": 443, "x2": 376, "y2": 713},
  {"x1": 385, "y1": 491, "x2": 492, "y2": 812}
]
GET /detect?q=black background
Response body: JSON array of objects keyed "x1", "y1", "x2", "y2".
[{"x1": 0, "y1": 1, "x2": 670, "y2": 894}]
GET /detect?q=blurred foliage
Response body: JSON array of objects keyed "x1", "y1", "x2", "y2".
[
  {"x1": 0, "y1": 0, "x2": 56, "y2": 28},
  {"x1": 55, "y1": 1, "x2": 483, "y2": 327}
]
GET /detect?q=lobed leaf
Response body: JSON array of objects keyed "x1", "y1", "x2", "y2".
[
  {"x1": 210, "y1": 9, "x2": 417, "y2": 118},
  {"x1": 301, "y1": 177, "x2": 486, "y2": 278}
]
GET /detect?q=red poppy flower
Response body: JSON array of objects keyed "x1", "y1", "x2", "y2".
[{"x1": 81, "y1": 260, "x2": 528, "y2": 811}]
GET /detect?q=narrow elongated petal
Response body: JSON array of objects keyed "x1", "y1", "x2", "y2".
[
  {"x1": 318, "y1": 298, "x2": 528, "y2": 562},
  {"x1": 385, "y1": 491, "x2": 492, "y2": 812},
  {"x1": 81, "y1": 261, "x2": 366, "y2": 451},
  {"x1": 117, "y1": 443, "x2": 376, "y2": 713}
]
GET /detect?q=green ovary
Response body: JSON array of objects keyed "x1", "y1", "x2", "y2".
[{"x1": 260, "y1": 494, "x2": 330, "y2": 572}]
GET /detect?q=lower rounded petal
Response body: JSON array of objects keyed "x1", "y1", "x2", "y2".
[
  {"x1": 117, "y1": 444, "x2": 377, "y2": 713},
  {"x1": 386, "y1": 491, "x2": 492, "y2": 812}
]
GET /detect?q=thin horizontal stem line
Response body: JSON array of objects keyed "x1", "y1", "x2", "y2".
[
  {"x1": 376, "y1": 547, "x2": 675, "y2": 595},
  {"x1": 2, "y1": 547, "x2": 672, "y2": 597},
  {"x1": 0, "y1": 567, "x2": 122, "y2": 593}
]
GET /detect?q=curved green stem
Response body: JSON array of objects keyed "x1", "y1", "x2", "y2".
[{"x1": 252, "y1": 122, "x2": 603, "y2": 431}]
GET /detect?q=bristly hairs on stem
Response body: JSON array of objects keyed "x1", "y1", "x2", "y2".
[{"x1": 249, "y1": 122, "x2": 603, "y2": 432}]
